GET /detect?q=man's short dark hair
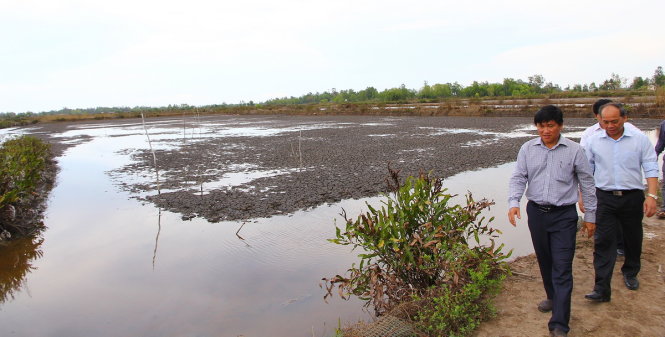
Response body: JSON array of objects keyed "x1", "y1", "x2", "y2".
[
  {"x1": 592, "y1": 98, "x2": 613, "y2": 115},
  {"x1": 599, "y1": 102, "x2": 627, "y2": 117},
  {"x1": 534, "y1": 105, "x2": 563, "y2": 125}
]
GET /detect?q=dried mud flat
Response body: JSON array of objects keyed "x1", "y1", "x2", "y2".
[
  {"x1": 473, "y1": 216, "x2": 665, "y2": 337},
  {"x1": 26, "y1": 114, "x2": 659, "y2": 223}
]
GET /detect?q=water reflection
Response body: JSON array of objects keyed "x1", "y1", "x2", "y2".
[
  {"x1": 0, "y1": 235, "x2": 44, "y2": 305},
  {"x1": 152, "y1": 208, "x2": 162, "y2": 269}
]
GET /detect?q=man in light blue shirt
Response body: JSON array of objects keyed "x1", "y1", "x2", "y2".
[
  {"x1": 508, "y1": 105, "x2": 596, "y2": 337},
  {"x1": 583, "y1": 102, "x2": 658, "y2": 301}
]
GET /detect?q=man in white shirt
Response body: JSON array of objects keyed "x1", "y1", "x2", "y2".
[
  {"x1": 583, "y1": 103, "x2": 658, "y2": 300},
  {"x1": 579, "y1": 99, "x2": 642, "y2": 257}
]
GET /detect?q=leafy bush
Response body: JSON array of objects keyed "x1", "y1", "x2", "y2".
[{"x1": 323, "y1": 168, "x2": 510, "y2": 336}]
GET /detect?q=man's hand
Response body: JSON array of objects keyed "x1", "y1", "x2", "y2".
[
  {"x1": 508, "y1": 207, "x2": 521, "y2": 227},
  {"x1": 644, "y1": 196, "x2": 657, "y2": 217},
  {"x1": 581, "y1": 222, "x2": 595, "y2": 239}
]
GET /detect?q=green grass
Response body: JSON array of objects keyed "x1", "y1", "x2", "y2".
[{"x1": 0, "y1": 136, "x2": 52, "y2": 237}]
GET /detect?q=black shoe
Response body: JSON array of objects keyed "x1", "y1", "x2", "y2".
[
  {"x1": 550, "y1": 328, "x2": 568, "y2": 337},
  {"x1": 584, "y1": 290, "x2": 610, "y2": 302},
  {"x1": 624, "y1": 274, "x2": 639, "y2": 290},
  {"x1": 538, "y1": 299, "x2": 552, "y2": 313},
  {"x1": 617, "y1": 248, "x2": 625, "y2": 256}
]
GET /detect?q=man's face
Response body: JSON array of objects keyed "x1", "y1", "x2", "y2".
[
  {"x1": 599, "y1": 106, "x2": 627, "y2": 139},
  {"x1": 536, "y1": 120, "x2": 563, "y2": 145}
]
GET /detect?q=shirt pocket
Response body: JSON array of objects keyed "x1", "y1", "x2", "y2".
[{"x1": 554, "y1": 161, "x2": 573, "y2": 182}]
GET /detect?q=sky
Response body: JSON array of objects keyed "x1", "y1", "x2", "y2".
[{"x1": 1, "y1": 0, "x2": 664, "y2": 113}]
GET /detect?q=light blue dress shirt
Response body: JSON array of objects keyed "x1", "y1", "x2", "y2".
[
  {"x1": 585, "y1": 127, "x2": 659, "y2": 191},
  {"x1": 509, "y1": 136, "x2": 597, "y2": 223}
]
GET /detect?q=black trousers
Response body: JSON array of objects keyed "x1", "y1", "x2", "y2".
[
  {"x1": 593, "y1": 189, "x2": 644, "y2": 296},
  {"x1": 526, "y1": 201, "x2": 577, "y2": 333}
]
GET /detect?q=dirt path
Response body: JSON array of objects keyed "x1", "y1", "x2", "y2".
[{"x1": 473, "y1": 216, "x2": 665, "y2": 337}]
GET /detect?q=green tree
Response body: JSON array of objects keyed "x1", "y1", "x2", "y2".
[
  {"x1": 599, "y1": 73, "x2": 624, "y2": 90},
  {"x1": 528, "y1": 74, "x2": 545, "y2": 93},
  {"x1": 419, "y1": 81, "x2": 437, "y2": 99},
  {"x1": 630, "y1": 76, "x2": 650, "y2": 90},
  {"x1": 430, "y1": 83, "x2": 451, "y2": 98},
  {"x1": 653, "y1": 66, "x2": 665, "y2": 87}
]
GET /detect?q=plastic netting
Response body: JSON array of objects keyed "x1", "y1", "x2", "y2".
[{"x1": 349, "y1": 315, "x2": 417, "y2": 337}]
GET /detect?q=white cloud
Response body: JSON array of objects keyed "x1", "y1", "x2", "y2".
[
  {"x1": 483, "y1": 29, "x2": 665, "y2": 86},
  {"x1": 2, "y1": 0, "x2": 665, "y2": 112}
]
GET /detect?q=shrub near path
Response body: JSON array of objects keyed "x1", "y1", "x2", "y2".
[
  {"x1": 324, "y1": 168, "x2": 511, "y2": 336},
  {"x1": 473, "y1": 215, "x2": 665, "y2": 337}
]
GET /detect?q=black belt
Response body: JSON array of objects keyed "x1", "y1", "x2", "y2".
[
  {"x1": 528, "y1": 201, "x2": 575, "y2": 213},
  {"x1": 596, "y1": 188, "x2": 642, "y2": 196}
]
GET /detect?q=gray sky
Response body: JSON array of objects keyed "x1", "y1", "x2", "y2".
[{"x1": 2, "y1": 0, "x2": 664, "y2": 113}]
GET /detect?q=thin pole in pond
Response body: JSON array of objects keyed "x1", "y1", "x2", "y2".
[
  {"x1": 195, "y1": 107, "x2": 204, "y2": 195},
  {"x1": 236, "y1": 221, "x2": 246, "y2": 240},
  {"x1": 182, "y1": 110, "x2": 186, "y2": 143},
  {"x1": 141, "y1": 112, "x2": 161, "y2": 194},
  {"x1": 298, "y1": 128, "x2": 303, "y2": 171}
]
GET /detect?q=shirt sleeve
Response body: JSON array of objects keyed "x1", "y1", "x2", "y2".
[
  {"x1": 575, "y1": 148, "x2": 596, "y2": 223},
  {"x1": 641, "y1": 134, "x2": 659, "y2": 178},
  {"x1": 508, "y1": 144, "x2": 528, "y2": 209}
]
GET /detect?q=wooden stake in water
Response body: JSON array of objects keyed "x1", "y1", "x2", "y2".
[
  {"x1": 298, "y1": 129, "x2": 303, "y2": 171},
  {"x1": 141, "y1": 112, "x2": 161, "y2": 194},
  {"x1": 182, "y1": 110, "x2": 186, "y2": 143}
]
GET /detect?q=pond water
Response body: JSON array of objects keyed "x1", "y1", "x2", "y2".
[{"x1": 0, "y1": 118, "x2": 660, "y2": 336}]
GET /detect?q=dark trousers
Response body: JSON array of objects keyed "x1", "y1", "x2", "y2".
[
  {"x1": 593, "y1": 189, "x2": 644, "y2": 296},
  {"x1": 526, "y1": 201, "x2": 577, "y2": 333}
]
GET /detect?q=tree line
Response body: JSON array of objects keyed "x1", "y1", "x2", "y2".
[
  {"x1": 264, "y1": 66, "x2": 665, "y2": 105},
  {"x1": 1, "y1": 66, "x2": 664, "y2": 118}
]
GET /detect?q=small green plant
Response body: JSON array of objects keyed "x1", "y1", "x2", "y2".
[
  {"x1": 323, "y1": 167, "x2": 510, "y2": 326},
  {"x1": 413, "y1": 255, "x2": 505, "y2": 336}
]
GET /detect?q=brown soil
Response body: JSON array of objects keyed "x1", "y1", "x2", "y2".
[{"x1": 473, "y1": 216, "x2": 665, "y2": 337}]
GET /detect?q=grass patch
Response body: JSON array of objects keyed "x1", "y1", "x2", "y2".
[{"x1": 0, "y1": 136, "x2": 55, "y2": 239}]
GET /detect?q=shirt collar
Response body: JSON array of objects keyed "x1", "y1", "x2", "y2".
[
  {"x1": 535, "y1": 135, "x2": 567, "y2": 149},
  {"x1": 599, "y1": 125, "x2": 634, "y2": 139}
]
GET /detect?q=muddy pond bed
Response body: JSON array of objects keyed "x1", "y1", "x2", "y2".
[{"x1": 0, "y1": 115, "x2": 661, "y2": 337}]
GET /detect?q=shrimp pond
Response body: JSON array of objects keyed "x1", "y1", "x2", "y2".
[{"x1": 0, "y1": 115, "x2": 660, "y2": 336}]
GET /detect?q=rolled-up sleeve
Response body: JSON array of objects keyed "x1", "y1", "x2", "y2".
[{"x1": 641, "y1": 136, "x2": 659, "y2": 178}]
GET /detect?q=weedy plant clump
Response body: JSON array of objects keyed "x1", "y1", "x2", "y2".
[
  {"x1": 323, "y1": 167, "x2": 511, "y2": 337},
  {"x1": 0, "y1": 136, "x2": 55, "y2": 240}
]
